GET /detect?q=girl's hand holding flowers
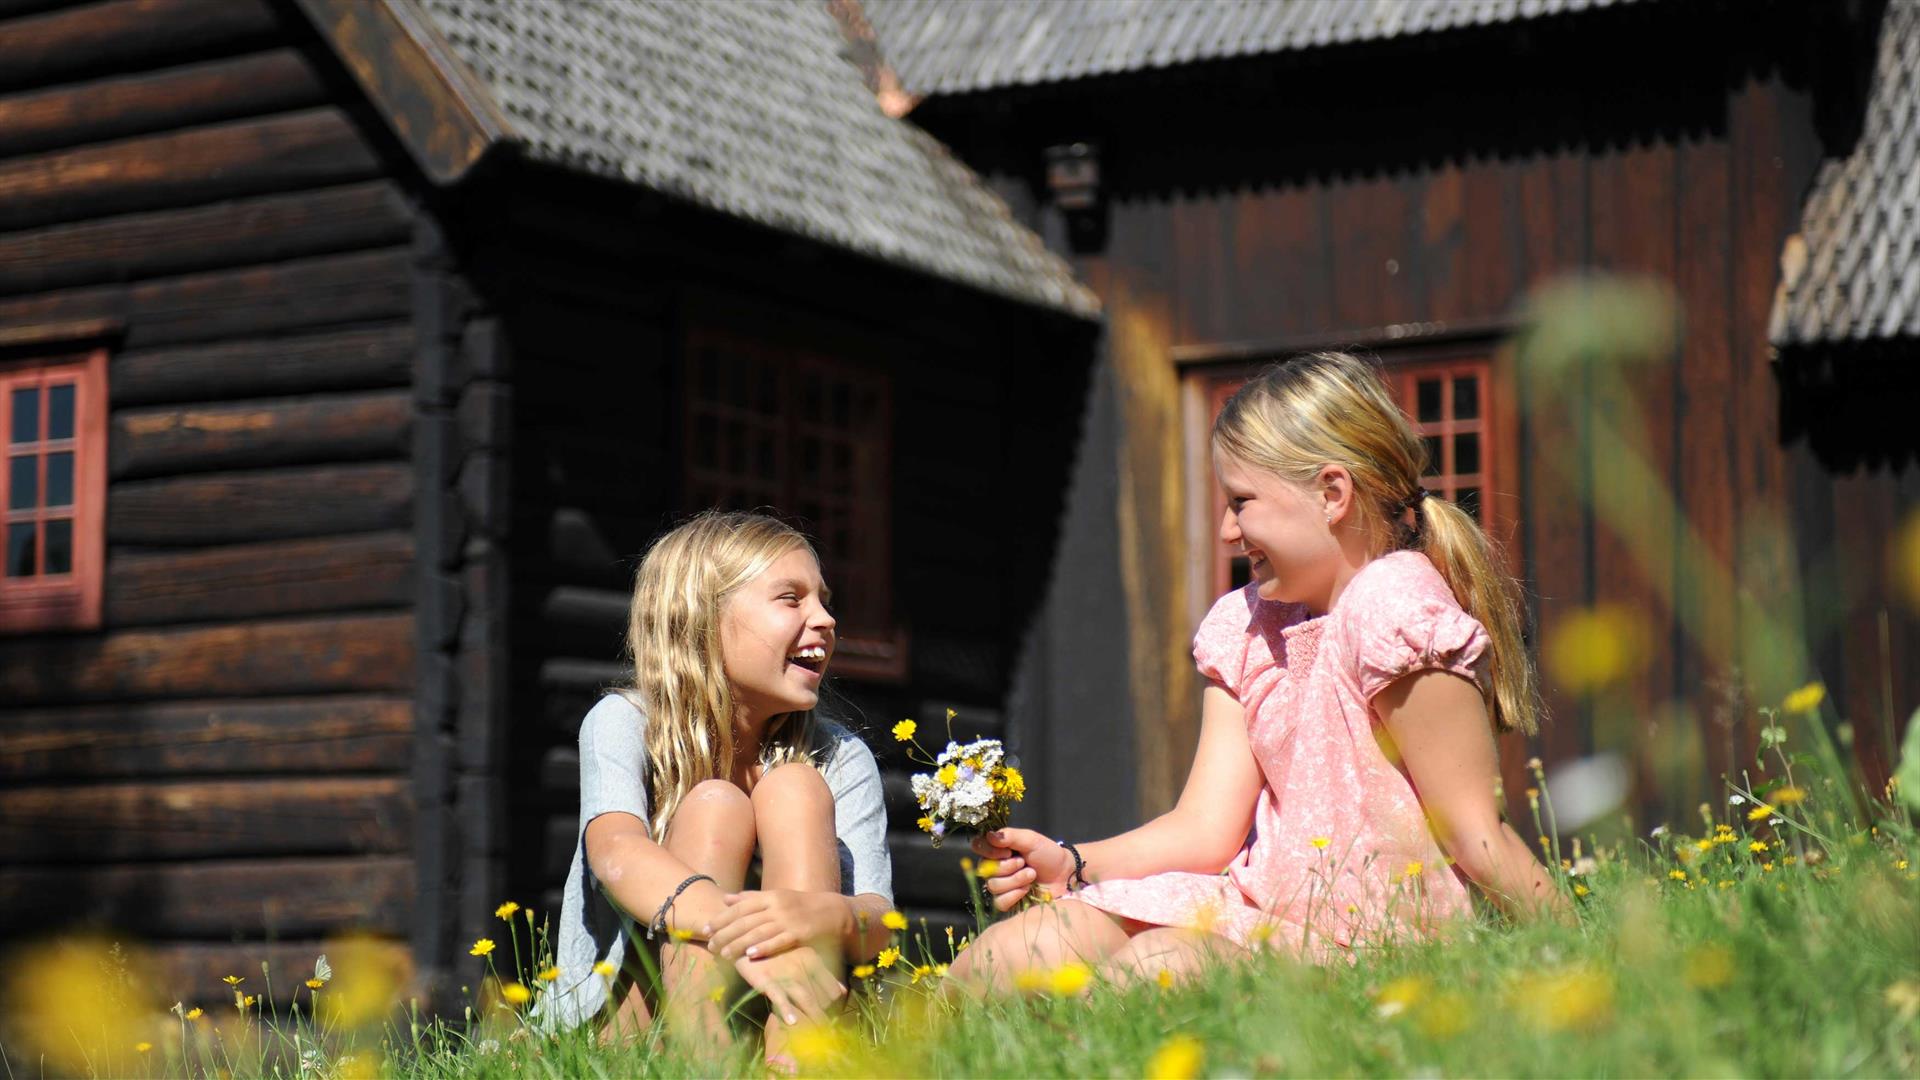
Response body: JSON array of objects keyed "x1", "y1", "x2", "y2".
[{"x1": 972, "y1": 828, "x2": 1074, "y2": 911}]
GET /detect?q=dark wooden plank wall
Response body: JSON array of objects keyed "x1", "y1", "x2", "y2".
[
  {"x1": 0, "y1": 0, "x2": 420, "y2": 998},
  {"x1": 912, "y1": 10, "x2": 1913, "y2": 819},
  {"x1": 451, "y1": 182, "x2": 1090, "y2": 940}
]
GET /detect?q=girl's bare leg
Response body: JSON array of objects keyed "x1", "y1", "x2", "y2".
[
  {"x1": 945, "y1": 899, "x2": 1132, "y2": 994},
  {"x1": 655, "y1": 779, "x2": 756, "y2": 1047},
  {"x1": 1098, "y1": 927, "x2": 1239, "y2": 988},
  {"x1": 751, "y1": 762, "x2": 841, "y2": 1068}
]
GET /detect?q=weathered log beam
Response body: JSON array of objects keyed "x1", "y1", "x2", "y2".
[
  {"x1": 0, "y1": 856, "x2": 413, "y2": 937},
  {"x1": 0, "y1": 693, "x2": 413, "y2": 781},
  {"x1": 152, "y1": 938, "x2": 414, "y2": 1008},
  {"x1": 106, "y1": 531, "x2": 414, "y2": 627},
  {"x1": 0, "y1": 0, "x2": 283, "y2": 95},
  {"x1": 0, "y1": 180, "x2": 412, "y2": 297},
  {"x1": 0, "y1": 48, "x2": 324, "y2": 159},
  {"x1": 112, "y1": 323, "x2": 413, "y2": 407},
  {"x1": 0, "y1": 776, "x2": 413, "y2": 862},
  {"x1": 0, "y1": 247, "x2": 412, "y2": 350},
  {"x1": 109, "y1": 461, "x2": 412, "y2": 546},
  {"x1": 112, "y1": 389, "x2": 412, "y2": 479},
  {"x1": 0, "y1": 612, "x2": 414, "y2": 705},
  {"x1": 0, "y1": 107, "x2": 380, "y2": 231}
]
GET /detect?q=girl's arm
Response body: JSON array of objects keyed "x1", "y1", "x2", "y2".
[
  {"x1": 1374, "y1": 670, "x2": 1569, "y2": 921},
  {"x1": 583, "y1": 811, "x2": 731, "y2": 935},
  {"x1": 977, "y1": 684, "x2": 1265, "y2": 909}
]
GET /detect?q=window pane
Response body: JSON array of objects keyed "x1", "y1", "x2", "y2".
[
  {"x1": 1416, "y1": 379, "x2": 1442, "y2": 423},
  {"x1": 5, "y1": 522, "x2": 33, "y2": 577},
  {"x1": 1422, "y1": 434, "x2": 1443, "y2": 477},
  {"x1": 1452, "y1": 375, "x2": 1479, "y2": 421},
  {"x1": 47, "y1": 384, "x2": 75, "y2": 440},
  {"x1": 10, "y1": 388, "x2": 37, "y2": 444},
  {"x1": 45, "y1": 451, "x2": 73, "y2": 507},
  {"x1": 1456, "y1": 486, "x2": 1481, "y2": 522},
  {"x1": 43, "y1": 518, "x2": 71, "y2": 574},
  {"x1": 8, "y1": 455, "x2": 35, "y2": 510},
  {"x1": 1455, "y1": 432, "x2": 1481, "y2": 476}
]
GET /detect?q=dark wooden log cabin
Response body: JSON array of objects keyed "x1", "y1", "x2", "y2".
[
  {"x1": 864, "y1": 0, "x2": 1919, "y2": 836},
  {"x1": 0, "y1": 0, "x2": 1098, "y2": 1004}
]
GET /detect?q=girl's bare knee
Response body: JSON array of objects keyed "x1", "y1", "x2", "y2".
[
  {"x1": 752, "y1": 761, "x2": 833, "y2": 817},
  {"x1": 665, "y1": 779, "x2": 754, "y2": 851}
]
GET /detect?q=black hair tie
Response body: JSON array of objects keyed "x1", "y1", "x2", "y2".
[{"x1": 1401, "y1": 487, "x2": 1431, "y2": 514}]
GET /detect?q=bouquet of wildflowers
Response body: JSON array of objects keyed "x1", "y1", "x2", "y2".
[{"x1": 893, "y1": 710, "x2": 1025, "y2": 849}]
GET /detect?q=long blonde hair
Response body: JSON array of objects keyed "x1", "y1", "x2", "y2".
[
  {"x1": 623, "y1": 511, "x2": 823, "y2": 841},
  {"x1": 1212, "y1": 352, "x2": 1540, "y2": 735}
]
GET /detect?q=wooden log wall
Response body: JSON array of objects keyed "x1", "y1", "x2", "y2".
[
  {"x1": 0, "y1": 0, "x2": 422, "y2": 1004},
  {"x1": 912, "y1": 8, "x2": 1915, "y2": 821}
]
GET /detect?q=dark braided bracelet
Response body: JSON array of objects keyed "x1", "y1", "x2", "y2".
[
  {"x1": 1057, "y1": 840, "x2": 1088, "y2": 891},
  {"x1": 647, "y1": 873, "x2": 714, "y2": 941}
]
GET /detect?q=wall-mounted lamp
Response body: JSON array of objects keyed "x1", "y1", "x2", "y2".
[{"x1": 1044, "y1": 141, "x2": 1107, "y2": 253}]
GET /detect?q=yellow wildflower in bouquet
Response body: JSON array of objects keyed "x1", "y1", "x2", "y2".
[{"x1": 895, "y1": 711, "x2": 1025, "y2": 848}]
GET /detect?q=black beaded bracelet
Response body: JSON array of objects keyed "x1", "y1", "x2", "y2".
[
  {"x1": 1058, "y1": 840, "x2": 1088, "y2": 891},
  {"x1": 647, "y1": 873, "x2": 714, "y2": 941}
]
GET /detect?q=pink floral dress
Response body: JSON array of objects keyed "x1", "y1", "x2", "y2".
[{"x1": 1074, "y1": 551, "x2": 1489, "y2": 959}]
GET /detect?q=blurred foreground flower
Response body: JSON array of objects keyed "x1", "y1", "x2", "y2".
[
  {"x1": 0, "y1": 936, "x2": 157, "y2": 1075},
  {"x1": 318, "y1": 933, "x2": 411, "y2": 1030},
  {"x1": 1145, "y1": 1034, "x2": 1205, "y2": 1080},
  {"x1": 1782, "y1": 682, "x2": 1826, "y2": 714},
  {"x1": 1509, "y1": 966, "x2": 1614, "y2": 1032},
  {"x1": 1544, "y1": 605, "x2": 1648, "y2": 693}
]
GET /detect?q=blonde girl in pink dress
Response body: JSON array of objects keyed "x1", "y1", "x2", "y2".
[{"x1": 950, "y1": 353, "x2": 1567, "y2": 991}]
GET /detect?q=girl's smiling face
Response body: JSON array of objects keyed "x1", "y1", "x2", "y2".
[
  {"x1": 720, "y1": 547, "x2": 837, "y2": 727},
  {"x1": 1217, "y1": 454, "x2": 1341, "y2": 610}
]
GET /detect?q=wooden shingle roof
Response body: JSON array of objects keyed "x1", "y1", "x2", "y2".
[
  {"x1": 1771, "y1": 0, "x2": 1920, "y2": 348},
  {"x1": 390, "y1": 0, "x2": 1097, "y2": 317},
  {"x1": 862, "y1": 0, "x2": 1649, "y2": 96}
]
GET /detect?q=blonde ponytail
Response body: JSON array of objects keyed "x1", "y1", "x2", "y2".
[{"x1": 1213, "y1": 352, "x2": 1540, "y2": 735}]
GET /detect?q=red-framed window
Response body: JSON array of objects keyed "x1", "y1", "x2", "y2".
[
  {"x1": 1193, "y1": 350, "x2": 1508, "y2": 604},
  {"x1": 1, "y1": 349, "x2": 107, "y2": 634},
  {"x1": 683, "y1": 326, "x2": 906, "y2": 682}
]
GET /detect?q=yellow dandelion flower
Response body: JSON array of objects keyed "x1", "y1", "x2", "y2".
[
  {"x1": 1144, "y1": 1034, "x2": 1205, "y2": 1080},
  {"x1": 1374, "y1": 975, "x2": 1428, "y2": 1018},
  {"x1": 1748, "y1": 841, "x2": 1768, "y2": 854},
  {"x1": 976, "y1": 859, "x2": 1000, "y2": 878},
  {"x1": 135, "y1": 1042, "x2": 152, "y2": 1053},
  {"x1": 1418, "y1": 991, "x2": 1472, "y2": 1039},
  {"x1": 1748, "y1": 805, "x2": 1774, "y2": 821},
  {"x1": 593, "y1": 961, "x2": 616, "y2": 978},
  {"x1": 1013, "y1": 969, "x2": 1047, "y2": 992},
  {"x1": 1772, "y1": 786, "x2": 1807, "y2": 805},
  {"x1": 223, "y1": 975, "x2": 244, "y2": 986},
  {"x1": 1309, "y1": 836, "x2": 1331, "y2": 850},
  {"x1": 936, "y1": 764, "x2": 958, "y2": 789},
  {"x1": 1403, "y1": 861, "x2": 1424, "y2": 879},
  {"x1": 1669, "y1": 869, "x2": 1689, "y2": 881},
  {"x1": 852, "y1": 964, "x2": 876, "y2": 979},
  {"x1": 242, "y1": 994, "x2": 256, "y2": 1008},
  {"x1": 494, "y1": 901, "x2": 520, "y2": 920},
  {"x1": 1000, "y1": 766, "x2": 1026, "y2": 800},
  {"x1": 892, "y1": 719, "x2": 916, "y2": 742},
  {"x1": 469, "y1": 938, "x2": 495, "y2": 958},
  {"x1": 1683, "y1": 944, "x2": 1734, "y2": 989},
  {"x1": 916, "y1": 815, "x2": 935, "y2": 833},
  {"x1": 1694, "y1": 839, "x2": 1714, "y2": 852},
  {"x1": 1763, "y1": 862, "x2": 1774, "y2": 872},
  {"x1": 946, "y1": 707, "x2": 957, "y2": 721},
  {"x1": 1510, "y1": 967, "x2": 1613, "y2": 1032},
  {"x1": 306, "y1": 978, "x2": 326, "y2": 989},
  {"x1": 1897, "y1": 860, "x2": 1910, "y2": 871},
  {"x1": 710, "y1": 986, "x2": 726, "y2": 1003},
  {"x1": 536, "y1": 966, "x2": 560, "y2": 982},
  {"x1": 787, "y1": 1023, "x2": 847, "y2": 1066},
  {"x1": 1156, "y1": 969, "x2": 1175, "y2": 990},
  {"x1": 934, "y1": 964, "x2": 949, "y2": 977},
  {"x1": 1544, "y1": 605, "x2": 1648, "y2": 691},
  {"x1": 1047, "y1": 962, "x2": 1092, "y2": 997},
  {"x1": 1717, "y1": 880, "x2": 1734, "y2": 889},
  {"x1": 499, "y1": 982, "x2": 530, "y2": 1006},
  {"x1": 910, "y1": 964, "x2": 933, "y2": 984},
  {"x1": 1782, "y1": 682, "x2": 1826, "y2": 714},
  {"x1": 960, "y1": 856, "x2": 974, "y2": 873},
  {"x1": 882, "y1": 910, "x2": 909, "y2": 931},
  {"x1": 877, "y1": 947, "x2": 901, "y2": 969},
  {"x1": 1573, "y1": 883, "x2": 1590, "y2": 897},
  {"x1": 670, "y1": 928, "x2": 694, "y2": 942},
  {"x1": 185, "y1": 1008, "x2": 204, "y2": 1021}
]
